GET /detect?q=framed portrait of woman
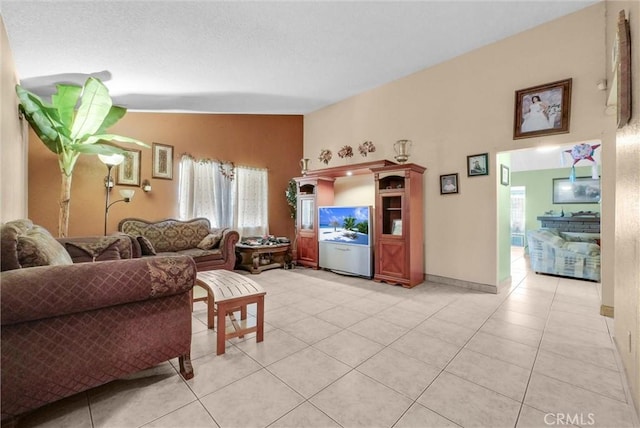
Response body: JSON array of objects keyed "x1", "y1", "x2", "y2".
[{"x1": 513, "y1": 78, "x2": 572, "y2": 139}]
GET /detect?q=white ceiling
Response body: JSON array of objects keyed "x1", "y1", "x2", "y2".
[
  {"x1": 1, "y1": 0, "x2": 597, "y2": 114},
  {"x1": 510, "y1": 140, "x2": 602, "y2": 172}
]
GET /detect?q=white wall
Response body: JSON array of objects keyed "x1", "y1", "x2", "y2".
[
  {"x1": 1, "y1": 16, "x2": 28, "y2": 223},
  {"x1": 610, "y1": 0, "x2": 640, "y2": 412},
  {"x1": 304, "y1": 4, "x2": 613, "y2": 290}
]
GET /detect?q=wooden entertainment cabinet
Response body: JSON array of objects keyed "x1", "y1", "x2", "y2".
[{"x1": 294, "y1": 160, "x2": 425, "y2": 287}]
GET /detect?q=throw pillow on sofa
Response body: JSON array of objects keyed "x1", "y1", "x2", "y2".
[
  {"x1": 563, "y1": 242, "x2": 600, "y2": 256},
  {"x1": 197, "y1": 229, "x2": 225, "y2": 250},
  {"x1": 137, "y1": 236, "x2": 157, "y2": 255},
  {"x1": 17, "y1": 226, "x2": 73, "y2": 268},
  {"x1": 65, "y1": 237, "x2": 121, "y2": 262}
]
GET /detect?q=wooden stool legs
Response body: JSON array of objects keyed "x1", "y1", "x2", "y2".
[{"x1": 215, "y1": 295, "x2": 264, "y2": 355}]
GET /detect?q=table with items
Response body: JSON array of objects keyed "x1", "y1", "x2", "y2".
[{"x1": 235, "y1": 236, "x2": 291, "y2": 274}]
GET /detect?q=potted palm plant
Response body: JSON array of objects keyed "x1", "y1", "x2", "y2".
[{"x1": 16, "y1": 77, "x2": 147, "y2": 237}]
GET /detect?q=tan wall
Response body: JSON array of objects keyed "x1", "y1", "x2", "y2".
[
  {"x1": 304, "y1": 4, "x2": 614, "y2": 289},
  {"x1": 0, "y1": 16, "x2": 28, "y2": 223},
  {"x1": 610, "y1": 1, "x2": 640, "y2": 412},
  {"x1": 28, "y1": 112, "x2": 302, "y2": 238}
]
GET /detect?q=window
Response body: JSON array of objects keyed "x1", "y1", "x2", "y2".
[
  {"x1": 178, "y1": 155, "x2": 268, "y2": 237},
  {"x1": 510, "y1": 186, "x2": 526, "y2": 246}
]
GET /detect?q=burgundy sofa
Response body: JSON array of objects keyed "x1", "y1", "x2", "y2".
[
  {"x1": 118, "y1": 217, "x2": 240, "y2": 271},
  {"x1": 0, "y1": 220, "x2": 197, "y2": 422}
]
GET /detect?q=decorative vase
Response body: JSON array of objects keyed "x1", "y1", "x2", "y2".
[
  {"x1": 300, "y1": 158, "x2": 310, "y2": 176},
  {"x1": 394, "y1": 139, "x2": 412, "y2": 164}
]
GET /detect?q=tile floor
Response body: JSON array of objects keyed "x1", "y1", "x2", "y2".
[{"x1": 16, "y1": 249, "x2": 640, "y2": 428}]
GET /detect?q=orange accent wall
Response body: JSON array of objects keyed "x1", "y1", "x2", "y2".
[{"x1": 28, "y1": 112, "x2": 302, "y2": 238}]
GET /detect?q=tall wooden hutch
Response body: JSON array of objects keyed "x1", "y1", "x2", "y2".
[
  {"x1": 294, "y1": 176, "x2": 334, "y2": 268},
  {"x1": 371, "y1": 163, "x2": 426, "y2": 288}
]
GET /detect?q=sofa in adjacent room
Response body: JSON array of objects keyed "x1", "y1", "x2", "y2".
[
  {"x1": 118, "y1": 217, "x2": 239, "y2": 271},
  {"x1": 0, "y1": 219, "x2": 197, "y2": 421},
  {"x1": 527, "y1": 228, "x2": 601, "y2": 282}
]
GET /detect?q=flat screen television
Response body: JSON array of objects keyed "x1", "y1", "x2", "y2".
[{"x1": 318, "y1": 205, "x2": 372, "y2": 247}]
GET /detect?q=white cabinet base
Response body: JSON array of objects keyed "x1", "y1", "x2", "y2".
[{"x1": 319, "y1": 242, "x2": 372, "y2": 278}]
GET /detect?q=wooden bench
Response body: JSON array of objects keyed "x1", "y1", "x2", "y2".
[{"x1": 195, "y1": 270, "x2": 266, "y2": 355}]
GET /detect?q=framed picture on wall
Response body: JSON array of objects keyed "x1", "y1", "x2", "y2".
[
  {"x1": 440, "y1": 173, "x2": 459, "y2": 194},
  {"x1": 552, "y1": 176, "x2": 601, "y2": 204},
  {"x1": 467, "y1": 153, "x2": 488, "y2": 177},
  {"x1": 615, "y1": 10, "x2": 631, "y2": 128},
  {"x1": 513, "y1": 78, "x2": 572, "y2": 139},
  {"x1": 152, "y1": 143, "x2": 174, "y2": 180},
  {"x1": 115, "y1": 148, "x2": 141, "y2": 186},
  {"x1": 500, "y1": 164, "x2": 510, "y2": 186}
]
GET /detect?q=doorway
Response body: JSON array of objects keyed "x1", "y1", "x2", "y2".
[{"x1": 498, "y1": 140, "x2": 603, "y2": 282}]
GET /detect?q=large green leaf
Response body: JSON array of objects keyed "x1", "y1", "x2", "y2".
[
  {"x1": 69, "y1": 143, "x2": 126, "y2": 155},
  {"x1": 97, "y1": 105, "x2": 126, "y2": 134},
  {"x1": 52, "y1": 83, "x2": 82, "y2": 132},
  {"x1": 84, "y1": 133, "x2": 148, "y2": 147},
  {"x1": 16, "y1": 86, "x2": 61, "y2": 152},
  {"x1": 70, "y1": 78, "x2": 112, "y2": 141}
]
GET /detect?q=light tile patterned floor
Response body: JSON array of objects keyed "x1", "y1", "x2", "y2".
[{"x1": 16, "y1": 250, "x2": 640, "y2": 428}]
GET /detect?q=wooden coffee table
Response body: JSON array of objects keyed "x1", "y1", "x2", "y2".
[{"x1": 235, "y1": 243, "x2": 290, "y2": 274}]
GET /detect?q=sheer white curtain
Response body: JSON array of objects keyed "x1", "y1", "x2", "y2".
[
  {"x1": 178, "y1": 155, "x2": 195, "y2": 220},
  {"x1": 234, "y1": 166, "x2": 268, "y2": 238},
  {"x1": 178, "y1": 156, "x2": 233, "y2": 228},
  {"x1": 179, "y1": 156, "x2": 267, "y2": 235}
]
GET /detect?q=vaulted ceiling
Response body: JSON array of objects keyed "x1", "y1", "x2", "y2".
[{"x1": 2, "y1": 1, "x2": 597, "y2": 114}]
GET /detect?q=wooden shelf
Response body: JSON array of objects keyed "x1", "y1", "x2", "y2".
[{"x1": 298, "y1": 160, "x2": 397, "y2": 179}]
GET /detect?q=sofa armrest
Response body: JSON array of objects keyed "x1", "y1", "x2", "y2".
[
  {"x1": 1, "y1": 256, "x2": 196, "y2": 326},
  {"x1": 218, "y1": 229, "x2": 240, "y2": 262}
]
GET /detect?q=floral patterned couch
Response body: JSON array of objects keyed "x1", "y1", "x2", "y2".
[
  {"x1": 0, "y1": 219, "x2": 197, "y2": 422},
  {"x1": 527, "y1": 228, "x2": 601, "y2": 282},
  {"x1": 118, "y1": 217, "x2": 239, "y2": 271}
]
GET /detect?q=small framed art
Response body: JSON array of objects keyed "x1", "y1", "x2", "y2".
[
  {"x1": 467, "y1": 153, "x2": 488, "y2": 177},
  {"x1": 116, "y1": 148, "x2": 141, "y2": 186},
  {"x1": 513, "y1": 78, "x2": 572, "y2": 139},
  {"x1": 391, "y1": 219, "x2": 402, "y2": 236},
  {"x1": 440, "y1": 173, "x2": 459, "y2": 195},
  {"x1": 152, "y1": 143, "x2": 174, "y2": 180},
  {"x1": 500, "y1": 164, "x2": 510, "y2": 186},
  {"x1": 614, "y1": 10, "x2": 631, "y2": 128},
  {"x1": 552, "y1": 177, "x2": 600, "y2": 204}
]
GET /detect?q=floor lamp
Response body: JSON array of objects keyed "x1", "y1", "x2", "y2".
[{"x1": 99, "y1": 154, "x2": 135, "y2": 235}]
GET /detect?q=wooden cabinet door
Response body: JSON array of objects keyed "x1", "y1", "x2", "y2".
[
  {"x1": 377, "y1": 239, "x2": 407, "y2": 280},
  {"x1": 297, "y1": 234, "x2": 317, "y2": 265}
]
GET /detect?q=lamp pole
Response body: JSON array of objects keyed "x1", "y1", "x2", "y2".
[
  {"x1": 99, "y1": 153, "x2": 126, "y2": 236},
  {"x1": 104, "y1": 164, "x2": 114, "y2": 236}
]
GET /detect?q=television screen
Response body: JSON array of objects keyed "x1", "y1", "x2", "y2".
[{"x1": 318, "y1": 206, "x2": 371, "y2": 246}]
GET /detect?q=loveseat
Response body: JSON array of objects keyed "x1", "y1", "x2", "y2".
[
  {"x1": 118, "y1": 217, "x2": 239, "y2": 271},
  {"x1": 0, "y1": 219, "x2": 197, "y2": 421},
  {"x1": 527, "y1": 228, "x2": 601, "y2": 282}
]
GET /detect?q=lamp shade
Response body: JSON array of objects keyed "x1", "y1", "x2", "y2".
[
  {"x1": 119, "y1": 189, "x2": 135, "y2": 200},
  {"x1": 98, "y1": 153, "x2": 125, "y2": 167}
]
